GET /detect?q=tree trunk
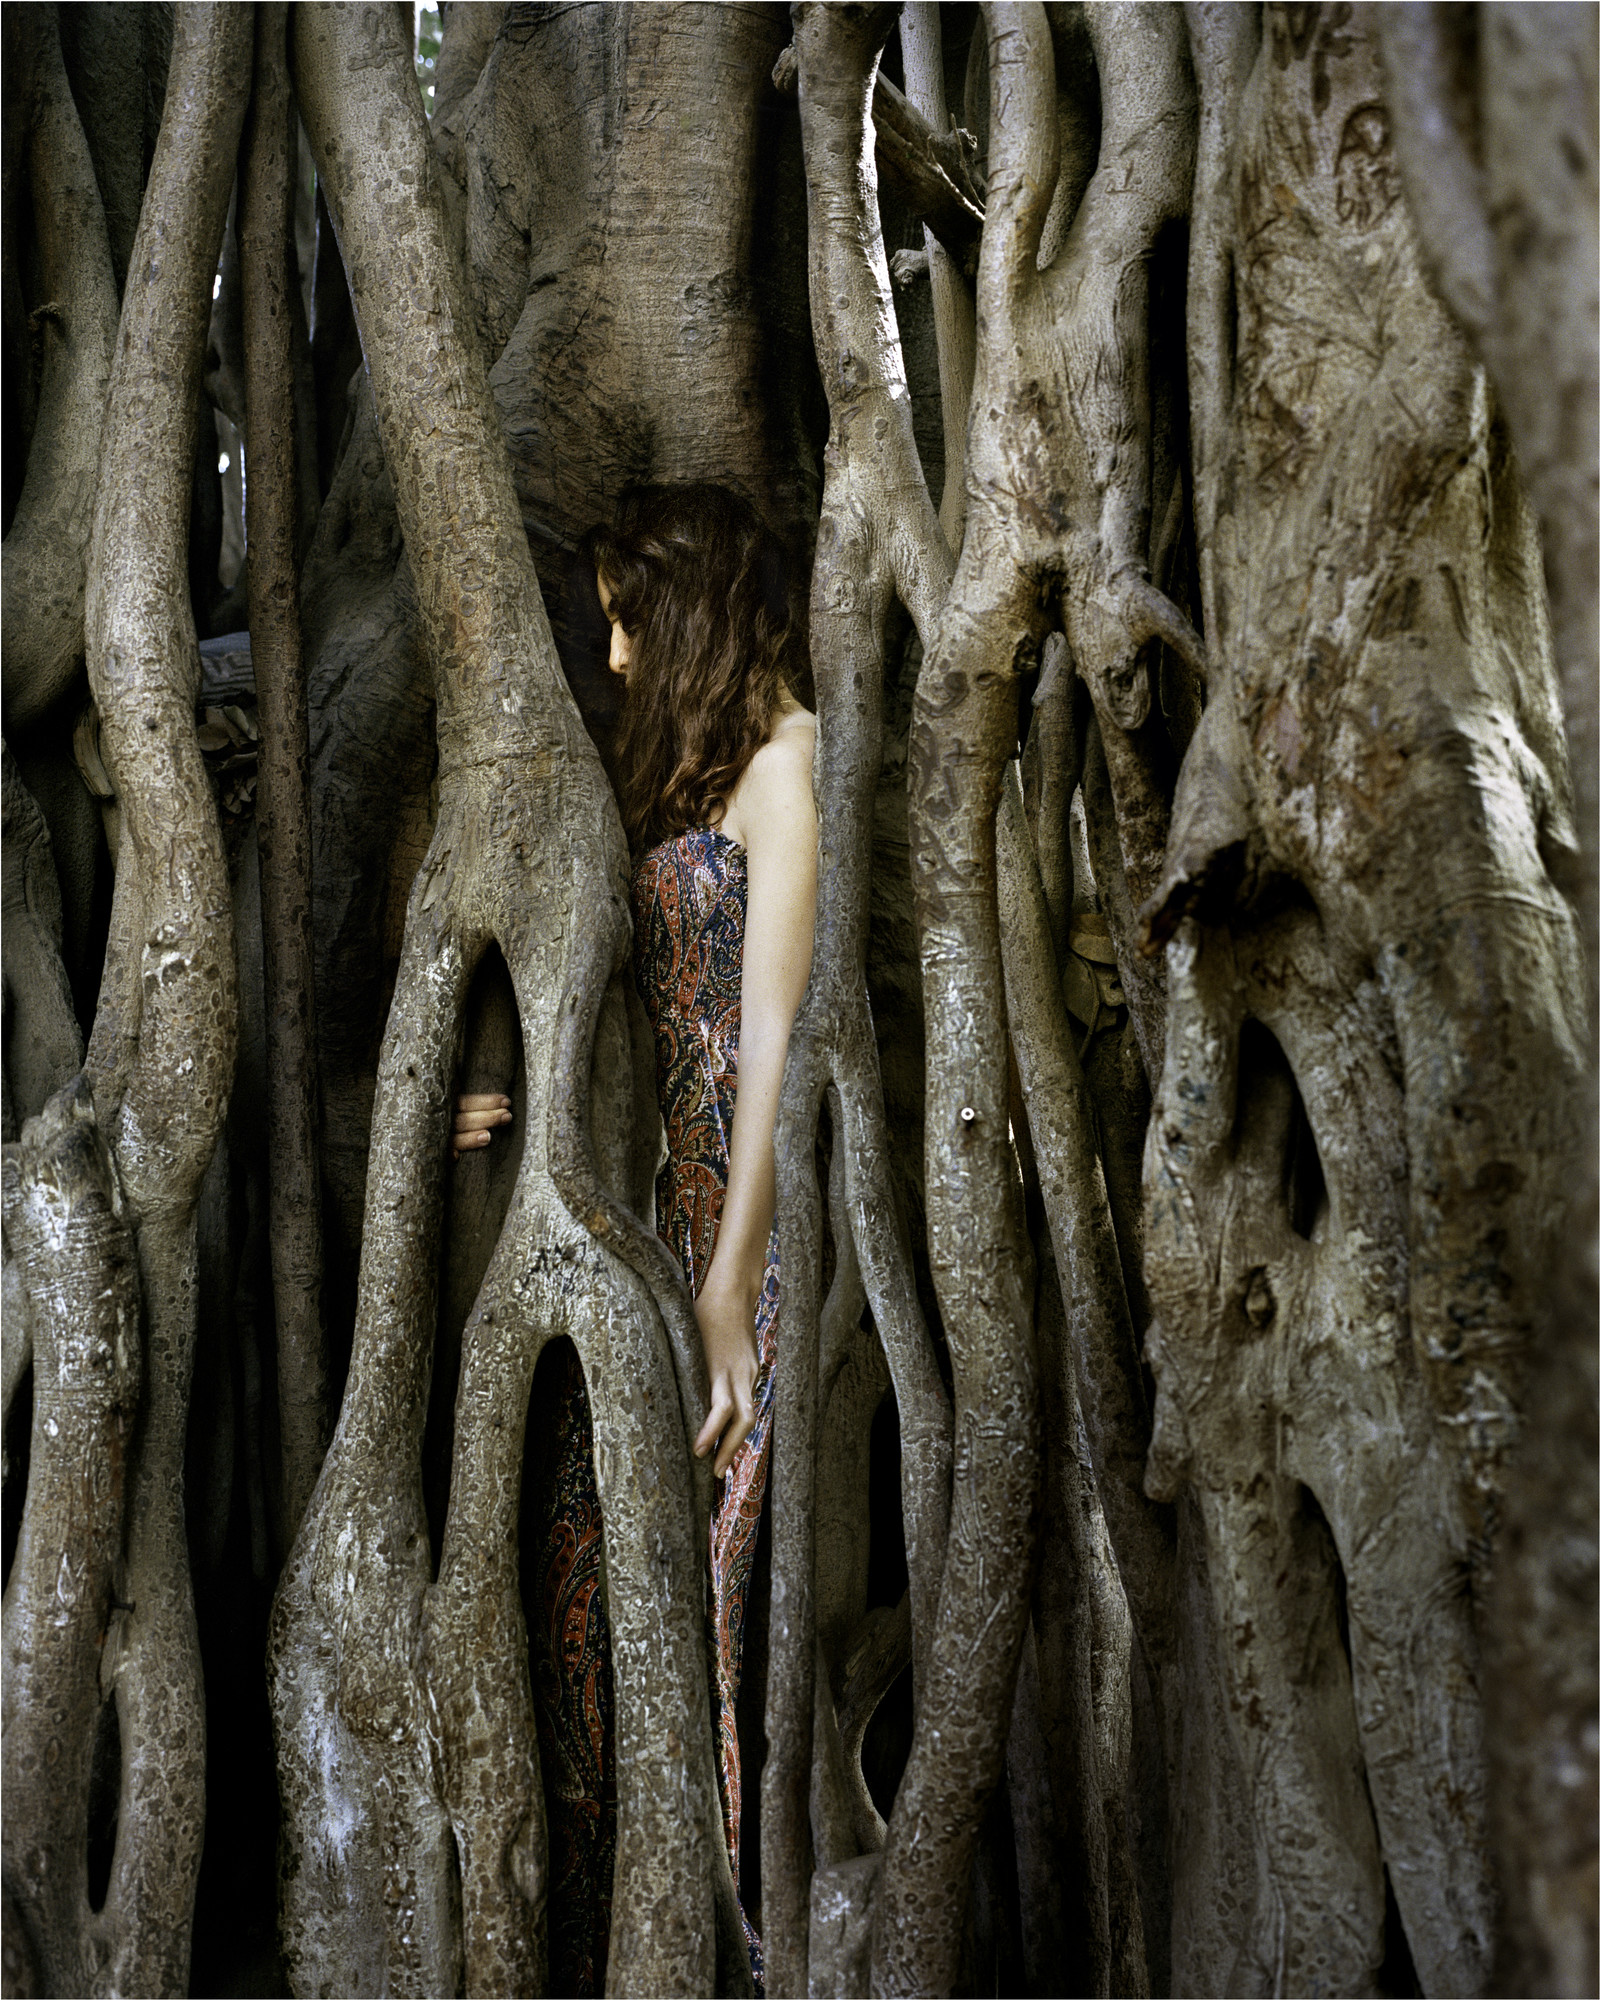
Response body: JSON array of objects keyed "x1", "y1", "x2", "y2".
[
  {"x1": 239, "y1": 0, "x2": 327, "y2": 1548},
  {"x1": 300, "y1": 0, "x2": 808, "y2": 1372},
  {"x1": 0, "y1": 4, "x2": 119, "y2": 733},
  {"x1": 0, "y1": 4, "x2": 1591, "y2": 1995},
  {"x1": 1378, "y1": 13, "x2": 1599, "y2": 1988},
  {"x1": 1142, "y1": 6, "x2": 1586, "y2": 1990},
  {"x1": 4, "y1": 8, "x2": 251, "y2": 1993},
  {"x1": 272, "y1": 10, "x2": 742, "y2": 1993}
]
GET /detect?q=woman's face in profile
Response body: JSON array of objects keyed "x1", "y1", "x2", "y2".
[{"x1": 596, "y1": 572, "x2": 632, "y2": 681}]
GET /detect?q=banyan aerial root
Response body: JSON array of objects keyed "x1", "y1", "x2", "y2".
[{"x1": 0, "y1": 5, "x2": 1592, "y2": 1998}]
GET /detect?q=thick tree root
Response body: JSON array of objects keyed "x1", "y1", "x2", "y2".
[
  {"x1": 2, "y1": 11, "x2": 252, "y2": 1993},
  {"x1": 239, "y1": 1, "x2": 328, "y2": 1546},
  {"x1": 1, "y1": 1083, "x2": 139, "y2": 1997},
  {"x1": 1, "y1": 744, "x2": 84, "y2": 1137},
  {"x1": 275, "y1": 13, "x2": 742, "y2": 1993},
  {"x1": 1146, "y1": 915, "x2": 1493, "y2": 1994},
  {"x1": 1135, "y1": 16, "x2": 1584, "y2": 1987},
  {"x1": 0, "y1": 7, "x2": 118, "y2": 733},
  {"x1": 762, "y1": 10, "x2": 962, "y2": 1993}
]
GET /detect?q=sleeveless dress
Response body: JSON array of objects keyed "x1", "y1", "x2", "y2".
[{"x1": 531, "y1": 825, "x2": 779, "y2": 1995}]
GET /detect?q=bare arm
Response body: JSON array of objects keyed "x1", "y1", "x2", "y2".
[{"x1": 696, "y1": 718, "x2": 817, "y2": 1473}]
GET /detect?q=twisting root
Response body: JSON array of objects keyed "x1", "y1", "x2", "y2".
[{"x1": 275, "y1": 11, "x2": 737, "y2": 1994}]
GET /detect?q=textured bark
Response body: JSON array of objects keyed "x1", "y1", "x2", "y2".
[
  {"x1": 763, "y1": 9, "x2": 961, "y2": 1993},
  {"x1": 272, "y1": 11, "x2": 740, "y2": 1994},
  {"x1": 239, "y1": 0, "x2": 327, "y2": 1548},
  {"x1": 1156, "y1": 0, "x2": 1584, "y2": 1557},
  {"x1": 2, "y1": 11, "x2": 250, "y2": 1996},
  {"x1": 869, "y1": 71, "x2": 985, "y2": 276},
  {"x1": 1, "y1": 1083, "x2": 141, "y2": 1999},
  {"x1": 0, "y1": 750, "x2": 85, "y2": 1699},
  {"x1": 2, "y1": 4, "x2": 1589, "y2": 1993},
  {"x1": 205, "y1": 191, "x2": 244, "y2": 435},
  {"x1": 785, "y1": 9, "x2": 1205, "y2": 1992},
  {"x1": 1147, "y1": 915, "x2": 1492, "y2": 1995},
  {"x1": 899, "y1": 4, "x2": 977, "y2": 553},
  {"x1": 1024, "y1": 3, "x2": 1202, "y2": 1088},
  {"x1": 1141, "y1": 4, "x2": 1586, "y2": 1992},
  {"x1": 996, "y1": 771, "x2": 1165, "y2": 1988},
  {"x1": 1377, "y1": 13, "x2": 1599, "y2": 1989},
  {"x1": 80, "y1": 6, "x2": 250, "y2": 1982},
  {"x1": 0, "y1": 5, "x2": 119, "y2": 733},
  {"x1": 1, "y1": 745, "x2": 84, "y2": 1139},
  {"x1": 1377, "y1": 8, "x2": 1596, "y2": 1014},
  {"x1": 876, "y1": 10, "x2": 1060, "y2": 1989},
  {"x1": 1014, "y1": 1231, "x2": 1145, "y2": 2000},
  {"x1": 55, "y1": 3, "x2": 173, "y2": 301},
  {"x1": 810, "y1": 1192, "x2": 900, "y2": 1876},
  {"x1": 302, "y1": 1, "x2": 808, "y2": 1355},
  {"x1": 891, "y1": 512, "x2": 1040, "y2": 1991},
  {"x1": 872, "y1": 10, "x2": 1203, "y2": 1988},
  {"x1": 776, "y1": 32, "x2": 986, "y2": 274},
  {"x1": 296, "y1": 376, "x2": 430, "y2": 1321}
]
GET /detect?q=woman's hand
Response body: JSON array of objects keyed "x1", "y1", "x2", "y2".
[
  {"x1": 452, "y1": 1093, "x2": 512, "y2": 1157},
  {"x1": 693, "y1": 1260, "x2": 761, "y2": 1477}
]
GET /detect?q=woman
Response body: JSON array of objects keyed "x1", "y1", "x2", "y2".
[{"x1": 454, "y1": 483, "x2": 816, "y2": 1993}]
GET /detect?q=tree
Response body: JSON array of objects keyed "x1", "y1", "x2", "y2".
[
  {"x1": 1, "y1": 5, "x2": 1592, "y2": 1998},
  {"x1": 5, "y1": 9, "x2": 249, "y2": 1992}
]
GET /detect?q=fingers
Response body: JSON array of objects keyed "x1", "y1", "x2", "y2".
[
  {"x1": 455, "y1": 1113, "x2": 511, "y2": 1134},
  {"x1": 696, "y1": 1383, "x2": 735, "y2": 1461},
  {"x1": 704, "y1": 1375, "x2": 757, "y2": 1479},
  {"x1": 450, "y1": 1094, "x2": 512, "y2": 1158},
  {"x1": 713, "y1": 1405, "x2": 755, "y2": 1478}
]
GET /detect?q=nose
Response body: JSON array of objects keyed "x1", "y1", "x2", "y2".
[{"x1": 609, "y1": 621, "x2": 631, "y2": 677}]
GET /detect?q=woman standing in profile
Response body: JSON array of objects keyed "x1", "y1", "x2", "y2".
[{"x1": 455, "y1": 484, "x2": 816, "y2": 1994}]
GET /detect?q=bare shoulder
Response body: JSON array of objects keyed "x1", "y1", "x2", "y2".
[
  {"x1": 726, "y1": 705, "x2": 816, "y2": 848},
  {"x1": 748, "y1": 706, "x2": 815, "y2": 788}
]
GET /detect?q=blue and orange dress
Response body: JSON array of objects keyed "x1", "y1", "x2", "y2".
[{"x1": 530, "y1": 825, "x2": 779, "y2": 1995}]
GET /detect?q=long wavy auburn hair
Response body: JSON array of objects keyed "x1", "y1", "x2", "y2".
[{"x1": 580, "y1": 483, "x2": 802, "y2": 850}]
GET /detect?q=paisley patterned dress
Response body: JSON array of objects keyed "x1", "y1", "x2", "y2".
[{"x1": 531, "y1": 826, "x2": 778, "y2": 1995}]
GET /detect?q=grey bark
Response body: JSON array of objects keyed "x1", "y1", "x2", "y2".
[
  {"x1": 0, "y1": 5, "x2": 119, "y2": 733},
  {"x1": 1376, "y1": 12, "x2": 1599, "y2": 1989},
  {"x1": 273, "y1": 11, "x2": 742, "y2": 1994},
  {"x1": 1, "y1": 744, "x2": 84, "y2": 1140},
  {"x1": 1032, "y1": 2, "x2": 1203, "y2": 1089},
  {"x1": 1, "y1": 5, "x2": 1589, "y2": 1995},
  {"x1": 3, "y1": 10, "x2": 251, "y2": 1996},
  {"x1": 877, "y1": 10, "x2": 1201, "y2": 1989},
  {"x1": 773, "y1": 20, "x2": 986, "y2": 277},
  {"x1": 763, "y1": 8, "x2": 964, "y2": 1991},
  {"x1": 899, "y1": 4, "x2": 977, "y2": 552},
  {"x1": 55, "y1": 3, "x2": 173, "y2": 301},
  {"x1": 1141, "y1": 5, "x2": 1586, "y2": 1992},
  {"x1": 239, "y1": 0, "x2": 328, "y2": 1548},
  {"x1": 996, "y1": 769, "x2": 1164, "y2": 1991},
  {"x1": 1013, "y1": 1230, "x2": 1144, "y2": 2000},
  {"x1": 1157, "y1": 0, "x2": 1584, "y2": 1561},
  {"x1": 787, "y1": 8, "x2": 1201, "y2": 1991},
  {"x1": 1, "y1": 1081, "x2": 142, "y2": 2000},
  {"x1": 1147, "y1": 915, "x2": 1492, "y2": 1995}
]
